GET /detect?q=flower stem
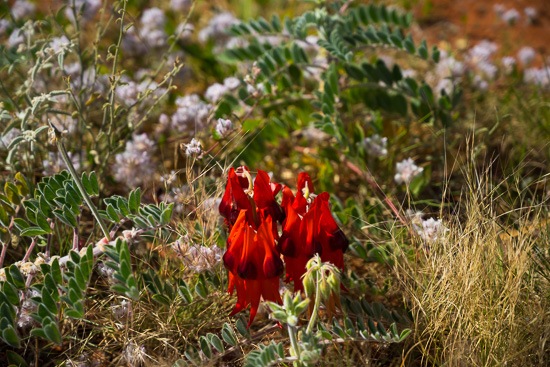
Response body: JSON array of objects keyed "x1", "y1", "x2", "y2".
[
  {"x1": 48, "y1": 119, "x2": 111, "y2": 240},
  {"x1": 306, "y1": 269, "x2": 322, "y2": 335},
  {"x1": 287, "y1": 325, "x2": 302, "y2": 367}
]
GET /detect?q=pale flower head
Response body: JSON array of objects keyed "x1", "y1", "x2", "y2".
[
  {"x1": 215, "y1": 118, "x2": 232, "y2": 138},
  {"x1": 184, "y1": 138, "x2": 202, "y2": 157},
  {"x1": 517, "y1": 46, "x2": 536, "y2": 66},
  {"x1": 364, "y1": 134, "x2": 388, "y2": 157},
  {"x1": 413, "y1": 217, "x2": 449, "y2": 243},
  {"x1": 394, "y1": 158, "x2": 423, "y2": 185}
]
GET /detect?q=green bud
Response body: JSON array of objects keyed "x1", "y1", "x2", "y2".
[
  {"x1": 287, "y1": 314, "x2": 298, "y2": 327},
  {"x1": 284, "y1": 291, "x2": 293, "y2": 312},
  {"x1": 319, "y1": 278, "x2": 331, "y2": 301},
  {"x1": 303, "y1": 272, "x2": 316, "y2": 298},
  {"x1": 327, "y1": 272, "x2": 340, "y2": 295}
]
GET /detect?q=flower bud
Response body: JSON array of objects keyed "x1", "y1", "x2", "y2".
[
  {"x1": 327, "y1": 272, "x2": 340, "y2": 295},
  {"x1": 319, "y1": 277, "x2": 331, "y2": 301},
  {"x1": 303, "y1": 271, "x2": 316, "y2": 298}
]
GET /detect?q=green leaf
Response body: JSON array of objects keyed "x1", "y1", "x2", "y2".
[
  {"x1": 160, "y1": 204, "x2": 173, "y2": 225},
  {"x1": 20, "y1": 227, "x2": 48, "y2": 237},
  {"x1": 7, "y1": 350, "x2": 28, "y2": 367},
  {"x1": 41, "y1": 287, "x2": 58, "y2": 315},
  {"x1": 199, "y1": 336, "x2": 212, "y2": 359},
  {"x1": 221, "y1": 323, "x2": 238, "y2": 347},
  {"x1": 2, "y1": 325, "x2": 20, "y2": 348},
  {"x1": 8, "y1": 265, "x2": 25, "y2": 289},
  {"x1": 36, "y1": 210, "x2": 52, "y2": 233},
  {"x1": 207, "y1": 333, "x2": 224, "y2": 354},
  {"x1": 0, "y1": 205, "x2": 8, "y2": 227},
  {"x1": 51, "y1": 258, "x2": 62, "y2": 284},
  {"x1": 44, "y1": 323, "x2": 62, "y2": 345},
  {"x1": 81, "y1": 172, "x2": 93, "y2": 196},
  {"x1": 3, "y1": 281, "x2": 20, "y2": 306},
  {"x1": 5, "y1": 182, "x2": 21, "y2": 205},
  {"x1": 89, "y1": 171, "x2": 99, "y2": 196},
  {"x1": 106, "y1": 204, "x2": 120, "y2": 223},
  {"x1": 14, "y1": 173, "x2": 29, "y2": 196}
]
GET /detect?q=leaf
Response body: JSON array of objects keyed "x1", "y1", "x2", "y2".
[
  {"x1": 207, "y1": 333, "x2": 224, "y2": 354},
  {"x1": 89, "y1": 171, "x2": 99, "y2": 196},
  {"x1": 7, "y1": 350, "x2": 28, "y2": 367},
  {"x1": 221, "y1": 323, "x2": 238, "y2": 347},
  {"x1": 0, "y1": 205, "x2": 8, "y2": 227},
  {"x1": 41, "y1": 287, "x2": 58, "y2": 315},
  {"x1": 51, "y1": 258, "x2": 62, "y2": 284},
  {"x1": 8, "y1": 265, "x2": 25, "y2": 289},
  {"x1": 199, "y1": 336, "x2": 212, "y2": 359},
  {"x1": 5, "y1": 182, "x2": 21, "y2": 205},
  {"x1": 14, "y1": 172, "x2": 29, "y2": 196},
  {"x1": 81, "y1": 172, "x2": 94, "y2": 196},
  {"x1": 36, "y1": 210, "x2": 52, "y2": 233},
  {"x1": 106, "y1": 204, "x2": 120, "y2": 223},
  {"x1": 3, "y1": 282, "x2": 20, "y2": 306},
  {"x1": 44, "y1": 323, "x2": 62, "y2": 345},
  {"x1": 2, "y1": 325, "x2": 20, "y2": 348},
  {"x1": 20, "y1": 227, "x2": 48, "y2": 237},
  {"x1": 160, "y1": 204, "x2": 173, "y2": 225}
]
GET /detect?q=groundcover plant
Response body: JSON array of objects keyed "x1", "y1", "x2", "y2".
[{"x1": 1, "y1": 0, "x2": 550, "y2": 365}]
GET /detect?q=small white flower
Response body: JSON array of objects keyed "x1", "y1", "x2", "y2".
[
  {"x1": 170, "y1": 0, "x2": 192, "y2": 11},
  {"x1": 517, "y1": 46, "x2": 536, "y2": 66},
  {"x1": 364, "y1": 134, "x2": 388, "y2": 157},
  {"x1": 123, "y1": 341, "x2": 147, "y2": 367},
  {"x1": 161, "y1": 170, "x2": 177, "y2": 185},
  {"x1": 215, "y1": 118, "x2": 232, "y2": 138},
  {"x1": 493, "y1": 4, "x2": 506, "y2": 18},
  {"x1": 204, "y1": 82, "x2": 228, "y2": 102},
  {"x1": 524, "y1": 7, "x2": 537, "y2": 23},
  {"x1": 502, "y1": 9, "x2": 520, "y2": 25},
  {"x1": 173, "y1": 236, "x2": 223, "y2": 272},
  {"x1": 394, "y1": 158, "x2": 423, "y2": 185},
  {"x1": 501, "y1": 56, "x2": 516, "y2": 74},
  {"x1": 140, "y1": 7, "x2": 166, "y2": 31},
  {"x1": 413, "y1": 217, "x2": 449, "y2": 243},
  {"x1": 184, "y1": 138, "x2": 202, "y2": 156},
  {"x1": 223, "y1": 77, "x2": 241, "y2": 90},
  {"x1": 11, "y1": 0, "x2": 35, "y2": 20}
]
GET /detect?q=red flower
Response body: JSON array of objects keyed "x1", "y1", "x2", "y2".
[
  {"x1": 219, "y1": 166, "x2": 284, "y2": 228},
  {"x1": 278, "y1": 173, "x2": 349, "y2": 291},
  {"x1": 223, "y1": 210, "x2": 284, "y2": 327}
]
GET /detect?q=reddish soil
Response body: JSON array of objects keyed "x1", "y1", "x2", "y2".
[{"x1": 412, "y1": 0, "x2": 550, "y2": 63}]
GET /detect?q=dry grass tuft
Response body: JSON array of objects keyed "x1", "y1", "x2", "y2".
[{"x1": 397, "y1": 159, "x2": 550, "y2": 366}]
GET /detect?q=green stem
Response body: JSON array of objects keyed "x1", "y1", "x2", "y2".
[
  {"x1": 287, "y1": 325, "x2": 302, "y2": 367},
  {"x1": 306, "y1": 270, "x2": 322, "y2": 335},
  {"x1": 49, "y1": 120, "x2": 111, "y2": 240}
]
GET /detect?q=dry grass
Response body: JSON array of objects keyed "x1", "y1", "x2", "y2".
[{"x1": 396, "y1": 158, "x2": 550, "y2": 366}]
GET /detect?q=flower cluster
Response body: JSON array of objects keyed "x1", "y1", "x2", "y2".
[
  {"x1": 112, "y1": 133, "x2": 156, "y2": 188},
  {"x1": 219, "y1": 167, "x2": 348, "y2": 326},
  {"x1": 394, "y1": 158, "x2": 423, "y2": 185},
  {"x1": 172, "y1": 235, "x2": 223, "y2": 272},
  {"x1": 413, "y1": 217, "x2": 449, "y2": 243},
  {"x1": 364, "y1": 134, "x2": 388, "y2": 157}
]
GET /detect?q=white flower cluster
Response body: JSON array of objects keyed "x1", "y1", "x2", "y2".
[
  {"x1": 112, "y1": 133, "x2": 156, "y2": 188},
  {"x1": 204, "y1": 77, "x2": 241, "y2": 103},
  {"x1": 11, "y1": 0, "x2": 35, "y2": 20},
  {"x1": 394, "y1": 158, "x2": 423, "y2": 185},
  {"x1": 517, "y1": 46, "x2": 536, "y2": 66},
  {"x1": 140, "y1": 7, "x2": 167, "y2": 47},
  {"x1": 364, "y1": 134, "x2": 388, "y2": 157},
  {"x1": 43, "y1": 151, "x2": 81, "y2": 176},
  {"x1": 413, "y1": 217, "x2": 449, "y2": 243},
  {"x1": 123, "y1": 341, "x2": 148, "y2": 367},
  {"x1": 115, "y1": 76, "x2": 166, "y2": 106},
  {"x1": 17, "y1": 289, "x2": 41, "y2": 330},
  {"x1": 45, "y1": 36, "x2": 71, "y2": 55},
  {"x1": 65, "y1": 0, "x2": 102, "y2": 23},
  {"x1": 170, "y1": 94, "x2": 212, "y2": 131},
  {"x1": 215, "y1": 118, "x2": 232, "y2": 138},
  {"x1": 184, "y1": 138, "x2": 202, "y2": 157},
  {"x1": 0, "y1": 19, "x2": 10, "y2": 36},
  {"x1": 170, "y1": 0, "x2": 192, "y2": 12},
  {"x1": 198, "y1": 12, "x2": 239, "y2": 45},
  {"x1": 172, "y1": 235, "x2": 222, "y2": 272}
]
